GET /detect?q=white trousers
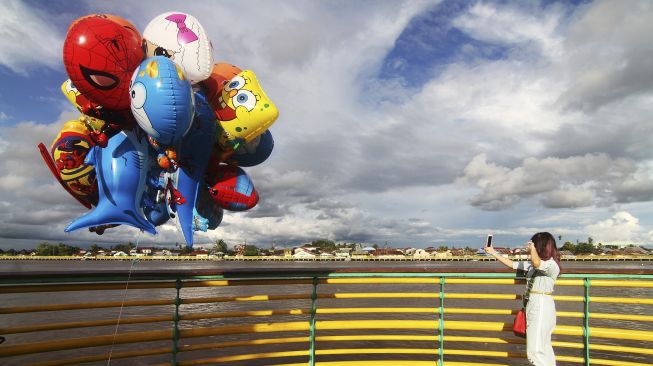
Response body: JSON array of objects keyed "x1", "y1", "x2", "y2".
[{"x1": 526, "y1": 294, "x2": 556, "y2": 366}]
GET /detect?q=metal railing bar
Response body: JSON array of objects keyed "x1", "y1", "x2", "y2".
[
  {"x1": 178, "y1": 336, "x2": 309, "y2": 352},
  {"x1": 309, "y1": 276, "x2": 318, "y2": 366},
  {"x1": 437, "y1": 276, "x2": 444, "y2": 366},
  {"x1": 25, "y1": 346, "x2": 172, "y2": 366},
  {"x1": 180, "y1": 308, "x2": 311, "y2": 320},
  {"x1": 180, "y1": 293, "x2": 309, "y2": 304},
  {"x1": 19, "y1": 338, "x2": 653, "y2": 366},
  {"x1": 0, "y1": 314, "x2": 172, "y2": 334},
  {"x1": 0, "y1": 281, "x2": 175, "y2": 293},
  {"x1": 0, "y1": 298, "x2": 174, "y2": 314},
  {"x1": 268, "y1": 362, "x2": 507, "y2": 366},
  {"x1": 3, "y1": 269, "x2": 652, "y2": 282},
  {"x1": 170, "y1": 350, "x2": 310, "y2": 366},
  {"x1": 0, "y1": 329, "x2": 172, "y2": 357},
  {"x1": 0, "y1": 317, "x2": 579, "y2": 358},
  {"x1": 589, "y1": 296, "x2": 653, "y2": 304}
]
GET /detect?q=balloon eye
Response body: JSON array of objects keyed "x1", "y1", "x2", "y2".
[
  {"x1": 223, "y1": 76, "x2": 246, "y2": 92},
  {"x1": 154, "y1": 47, "x2": 171, "y2": 58},
  {"x1": 130, "y1": 82, "x2": 146, "y2": 109},
  {"x1": 79, "y1": 65, "x2": 119, "y2": 90},
  {"x1": 232, "y1": 90, "x2": 256, "y2": 111}
]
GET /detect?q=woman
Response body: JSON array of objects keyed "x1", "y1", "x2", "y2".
[{"x1": 485, "y1": 232, "x2": 561, "y2": 366}]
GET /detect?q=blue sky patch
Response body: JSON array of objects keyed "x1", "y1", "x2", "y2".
[{"x1": 378, "y1": 1, "x2": 510, "y2": 88}]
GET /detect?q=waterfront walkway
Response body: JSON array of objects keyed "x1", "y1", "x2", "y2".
[{"x1": 2, "y1": 255, "x2": 652, "y2": 262}]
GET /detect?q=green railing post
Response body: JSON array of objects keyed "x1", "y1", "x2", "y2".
[
  {"x1": 309, "y1": 276, "x2": 319, "y2": 366},
  {"x1": 583, "y1": 277, "x2": 591, "y2": 366},
  {"x1": 171, "y1": 278, "x2": 182, "y2": 366},
  {"x1": 438, "y1": 276, "x2": 445, "y2": 366}
]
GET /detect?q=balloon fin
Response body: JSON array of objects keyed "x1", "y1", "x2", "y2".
[{"x1": 65, "y1": 206, "x2": 157, "y2": 234}]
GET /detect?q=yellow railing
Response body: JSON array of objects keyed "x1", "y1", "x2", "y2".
[{"x1": 0, "y1": 269, "x2": 652, "y2": 365}]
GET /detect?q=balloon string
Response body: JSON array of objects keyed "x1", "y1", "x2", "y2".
[{"x1": 107, "y1": 230, "x2": 142, "y2": 365}]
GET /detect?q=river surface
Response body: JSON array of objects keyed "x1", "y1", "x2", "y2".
[{"x1": 1, "y1": 260, "x2": 652, "y2": 366}]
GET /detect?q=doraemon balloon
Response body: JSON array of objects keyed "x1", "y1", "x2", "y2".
[
  {"x1": 143, "y1": 12, "x2": 214, "y2": 84},
  {"x1": 130, "y1": 56, "x2": 194, "y2": 146}
]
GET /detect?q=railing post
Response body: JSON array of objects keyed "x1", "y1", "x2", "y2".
[
  {"x1": 171, "y1": 278, "x2": 182, "y2": 366},
  {"x1": 309, "y1": 276, "x2": 319, "y2": 366},
  {"x1": 438, "y1": 276, "x2": 445, "y2": 366},
  {"x1": 583, "y1": 277, "x2": 591, "y2": 366}
]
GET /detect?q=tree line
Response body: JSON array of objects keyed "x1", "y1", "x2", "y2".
[{"x1": 1, "y1": 237, "x2": 643, "y2": 257}]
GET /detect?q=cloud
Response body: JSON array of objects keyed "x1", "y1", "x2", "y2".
[
  {"x1": 584, "y1": 211, "x2": 653, "y2": 245},
  {"x1": 2, "y1": 0, "x2": 653, "y2": 249},
  {"x1": 555, "y1": 0, "x2": 653, "y2": 112},
  {"x1": 0, "y1": 0, "x2": 64, "y2": 74},
  {"x1": 452, "y1": 1, "x2": 564, "y2": 58},
  {"x1": 458, "y1": 153, "x2": 653, "y2": 210}
]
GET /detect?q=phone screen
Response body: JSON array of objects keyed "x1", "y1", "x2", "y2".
[{"x1": 486, "y1": 235, "x2": 493, "y2": 247}]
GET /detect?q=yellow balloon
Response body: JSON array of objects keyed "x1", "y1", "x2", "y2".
[{"x1": 213, "y1": 70, "x2": 279, "y2": 150}]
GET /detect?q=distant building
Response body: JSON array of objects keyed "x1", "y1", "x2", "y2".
[
  {"x1": 413, "y1": 249, "x2": 430, "y2": 259},
  {"x1": 293, "y1": 248, "x2": 316, "y2": 258},
  {"x1": 623, "y1": 246, "x2": 650, "y2": 255},
  {"x1": 139, "y1": 247, "x2": 154, "y2": 256},
  {"x1": 335, "y1": 248, "x2": 352, "y2": 258},
  {"x1": 191, "y1": 250, "x2": 210, "y2": 258},
  {"x1": 373, "y1": 248, "x2": 403, "y2": 256}
]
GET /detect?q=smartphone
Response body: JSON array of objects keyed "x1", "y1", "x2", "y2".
[{"x1": 485, "y1": 234, "x2": 493, "y2": 247}]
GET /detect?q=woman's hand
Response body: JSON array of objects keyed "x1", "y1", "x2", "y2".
[{"x1": 527, "y1": 240, "x2": 542, "y2": 268}]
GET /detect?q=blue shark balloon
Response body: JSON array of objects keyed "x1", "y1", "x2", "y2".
[
  {"x1": 130, "y1": 56, "x2": 194, "y2": 147},
  {"x1": 65, "y1": 130, "x2": 156, "y2": 234},
  {"x1": 174, "y1": 90, "x2": 217, "y2": 246}
]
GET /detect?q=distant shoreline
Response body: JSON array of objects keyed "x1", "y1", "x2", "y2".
[{"x1": 2, "y1": 255, "x2": 652, "y2": 262}]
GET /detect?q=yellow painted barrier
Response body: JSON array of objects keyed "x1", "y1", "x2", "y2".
[{"x1": 2, "y1": 270, "x2": 653, "y2": 366}]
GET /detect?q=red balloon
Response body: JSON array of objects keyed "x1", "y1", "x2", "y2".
[
  {"x1": 207, "y1": 165, "x2": 259, "y2": 211},
  {"x1": 63, "y1": 15, "x2": 144, "y2": 110}
]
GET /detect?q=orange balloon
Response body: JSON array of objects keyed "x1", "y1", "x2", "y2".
[{"x1": 201, "y1": 63, "x2": 242, "y2": 112}]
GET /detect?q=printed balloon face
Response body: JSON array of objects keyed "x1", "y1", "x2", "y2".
[
  {"x1": 50, "y1": 119, "x2": 99, "y2": 198},
  {"x1": 207, "y1": 165, "x2": 259, "y2": 211},
  {"x1": 215, "y1": 70, "x2": 279, "y2": 149},
  {"x1": 143, "y1": 12, "x2": 214, "y2": 84},
  {"x1": 130, "y1": 56, "x2": 195, "y2": 146},
  {"x1": 63, "y1": 15, "x2": 144, "y2": 110}
]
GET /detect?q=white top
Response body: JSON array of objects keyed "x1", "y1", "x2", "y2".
[{"x1": 512, "y1": 258, "x2": 559, "y2": 293}]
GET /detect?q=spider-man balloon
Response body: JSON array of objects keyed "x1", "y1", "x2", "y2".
[{"x1": 63, "y1": 15, "x2": 144, "y2": 110}]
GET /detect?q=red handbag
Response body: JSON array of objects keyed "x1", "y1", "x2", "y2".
[{"x1": 513, "y1": 308, "x2": 526, "y2": 338}]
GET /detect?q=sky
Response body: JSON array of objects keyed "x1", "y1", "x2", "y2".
[{"x1": 1, "y1": 0, "x2": 652, "y2": 250}]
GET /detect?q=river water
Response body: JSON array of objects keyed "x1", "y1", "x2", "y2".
[{"x1": 1, "y1": 260, "x2": 652, "y2": 366}]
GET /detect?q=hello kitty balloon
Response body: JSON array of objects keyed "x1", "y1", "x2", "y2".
[{"x1": 143, "y1": 12, "x2": 214, "y2": 84}]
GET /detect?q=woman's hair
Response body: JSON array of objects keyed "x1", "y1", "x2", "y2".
[{"x1": 531, "y1": 232, "x2": 561, "y2": 272}]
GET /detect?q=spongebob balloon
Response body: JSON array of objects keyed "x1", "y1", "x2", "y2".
[
  {"x1": 214, "y1": 70, "x2": 278, "y2": 150},
  {"x1": 143, "y1": 12, "x2": 213, "y2": 84}
]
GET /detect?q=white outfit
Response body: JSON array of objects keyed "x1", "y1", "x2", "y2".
[{"x1": 513, "y1": 259, "x2": 560, "y2": 366}]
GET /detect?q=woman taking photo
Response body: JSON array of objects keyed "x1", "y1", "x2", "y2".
[{"x1": 485, "y1": 232, "x2": 561, "y2": 366}]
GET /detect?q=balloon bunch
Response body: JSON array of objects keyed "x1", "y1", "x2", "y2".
[{"x1": 39, "y1": 13, "x2": 278, "y2": 247}]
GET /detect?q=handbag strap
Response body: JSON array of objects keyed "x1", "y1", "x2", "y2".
[{"x1": 522, "y1": 269, "x2": 539, "y2": 308}]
